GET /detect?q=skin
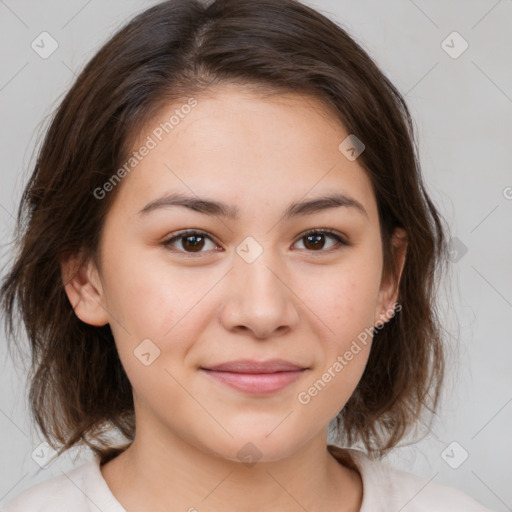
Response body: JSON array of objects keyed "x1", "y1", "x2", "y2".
[{"x1": 62, "y1": 84, "x2": 407, "y2": 512}]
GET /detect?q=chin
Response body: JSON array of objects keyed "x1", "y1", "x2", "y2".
[{"x1": 197, "y1": 431, "x2": 308, "y2": 465}]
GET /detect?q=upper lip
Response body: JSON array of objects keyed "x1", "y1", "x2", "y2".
[{"x1": 201, "y1": 359, "x2": 307, "y2": 373}]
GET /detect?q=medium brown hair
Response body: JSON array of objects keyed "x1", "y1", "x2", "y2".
[{"x1": 0, "y1": 0, "x2": 448, "y2": 465}]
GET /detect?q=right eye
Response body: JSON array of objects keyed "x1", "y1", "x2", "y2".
[{"x1": 162, "y1": 230, "x2": 222, "y2": 256}]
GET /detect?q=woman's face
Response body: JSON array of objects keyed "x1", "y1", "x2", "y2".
[{"x1": 65, "y1": 84, "x2": 403, "y2": 462}]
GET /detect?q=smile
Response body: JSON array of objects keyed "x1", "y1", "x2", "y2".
[{"x1": 200, "y1": 368, "x2": 307, "y2": 394}]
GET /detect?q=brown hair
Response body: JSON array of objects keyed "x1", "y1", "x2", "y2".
[{"x1": 0, "y1": 0, "x2": 448, "y2": 465}]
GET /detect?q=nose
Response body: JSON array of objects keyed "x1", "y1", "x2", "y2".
[{"x1": 218, "y1": 254, "x2": 301, "y2": 339}]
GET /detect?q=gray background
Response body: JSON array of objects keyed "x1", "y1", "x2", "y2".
[{"x1": 0, "y1": 0, "x2": 511, "y2": 510}]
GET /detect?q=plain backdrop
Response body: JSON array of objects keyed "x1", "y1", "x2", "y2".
[{"x1": 0, "y1": 0, "x2": 511, "y2": 510}]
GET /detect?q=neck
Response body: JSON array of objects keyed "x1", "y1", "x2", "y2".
[{"x1": 100, "y1": 427, "x2": 362, "y2": 512}]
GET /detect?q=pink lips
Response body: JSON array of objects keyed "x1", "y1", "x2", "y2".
[{"x1": 201, "y1": 359, "x2": 307, "y2": 394}]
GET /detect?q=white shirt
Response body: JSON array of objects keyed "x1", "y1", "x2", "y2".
[{"x1": 1, "y1": 447, "x2": 493, "y2": 511}]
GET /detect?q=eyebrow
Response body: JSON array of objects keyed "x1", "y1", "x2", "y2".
[{"x1": 138, "y1": 191, "x2": 368, "y2": 220}]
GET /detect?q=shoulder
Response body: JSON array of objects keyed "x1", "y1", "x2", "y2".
[
  {"x1": 328, "y1": 445, "x2": 494, "y2": 512},
  {"x1": 1, "y1": 461, "x2": 93, "y2": 512},
  {"x1": 1, "y1": 458, "x2": 122, "y2": 512}
]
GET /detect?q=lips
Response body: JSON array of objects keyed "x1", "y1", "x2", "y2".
[
  {"x1": 200, "y1": 359, "x2": 308, "y2": 394},
  {"x1": 202, "y1": 359, "x2": 306, "y2": 373}
]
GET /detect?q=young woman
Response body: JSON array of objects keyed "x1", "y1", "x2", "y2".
[{"x1": 0, "y1": 0, "x2": 494, "y2": 510}]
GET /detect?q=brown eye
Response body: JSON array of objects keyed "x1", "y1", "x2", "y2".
[
  {"x1": 162, "y1": 228, "x2": 349, "y2": 257},
  {"x1": 163, "y1": 230, "x2": 219, "y2": 255},
  {"x1": 293, "y1": 230, "x2": 348, "y2": 252},
  {"x1": 180, "y1": 234, "x2": 206, "y2": 252}
]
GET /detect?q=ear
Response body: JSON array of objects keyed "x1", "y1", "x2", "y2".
[
  {"x1": 374, "y1": 227, "x2": 407, "y2": 327},
  {"x1": 60, "y1": 251, "x2": 109, "y2": 327}
]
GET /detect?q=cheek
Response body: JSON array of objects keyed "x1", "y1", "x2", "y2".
[
  {"x1": 104, "y1": 247, "x2": 216, "y2": 339},
  {"x1": 296, "y1": 274, "x2": 376, "y2": 419},
  {"x1": 300, "y1": 254, "x2": 382, "y2": 339},
  {"x1": 293, "y1": 251, "x2": 381, "y2": 401},
  {"x1": 333, "y1": 278, "x2": 378, "y2": 335}
]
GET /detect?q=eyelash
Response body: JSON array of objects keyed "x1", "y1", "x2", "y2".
[{"x1": 161, "y1": 228, "x2": 350, "y2": 257}]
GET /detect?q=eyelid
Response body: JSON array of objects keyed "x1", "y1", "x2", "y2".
[
  {"x1": 299, "y1": 228, "x2": 349, "y2": 246},
  {"x1": 161, "y1": 227, "x2": 350, "y2": 256},
  {"x1": 162, "y1": 229, "x2": 221, "y2": 256}
]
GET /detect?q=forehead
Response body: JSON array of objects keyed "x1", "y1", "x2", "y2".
[{"x1": 108, "y1": 85, "x2": 378, "y2": 223}]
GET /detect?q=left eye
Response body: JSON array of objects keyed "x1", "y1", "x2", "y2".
[
  {"x1": 162, "y1": 229, "x2": 348, "y2": 256},
  {"x1": 293, "y1": 229, "x2": 348, "y2": 252}
]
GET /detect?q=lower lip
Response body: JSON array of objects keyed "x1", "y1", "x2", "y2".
[{"x1": 201, "y1": 369, "x2": 306, "y2": 394}]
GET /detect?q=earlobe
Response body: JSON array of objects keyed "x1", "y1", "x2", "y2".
[
  {"x1": 60, "y1": 252, "x2": 109, "y2": 327},
  {"x1": 375, "y1": 227, "x2": 407, "y2": 327}
]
